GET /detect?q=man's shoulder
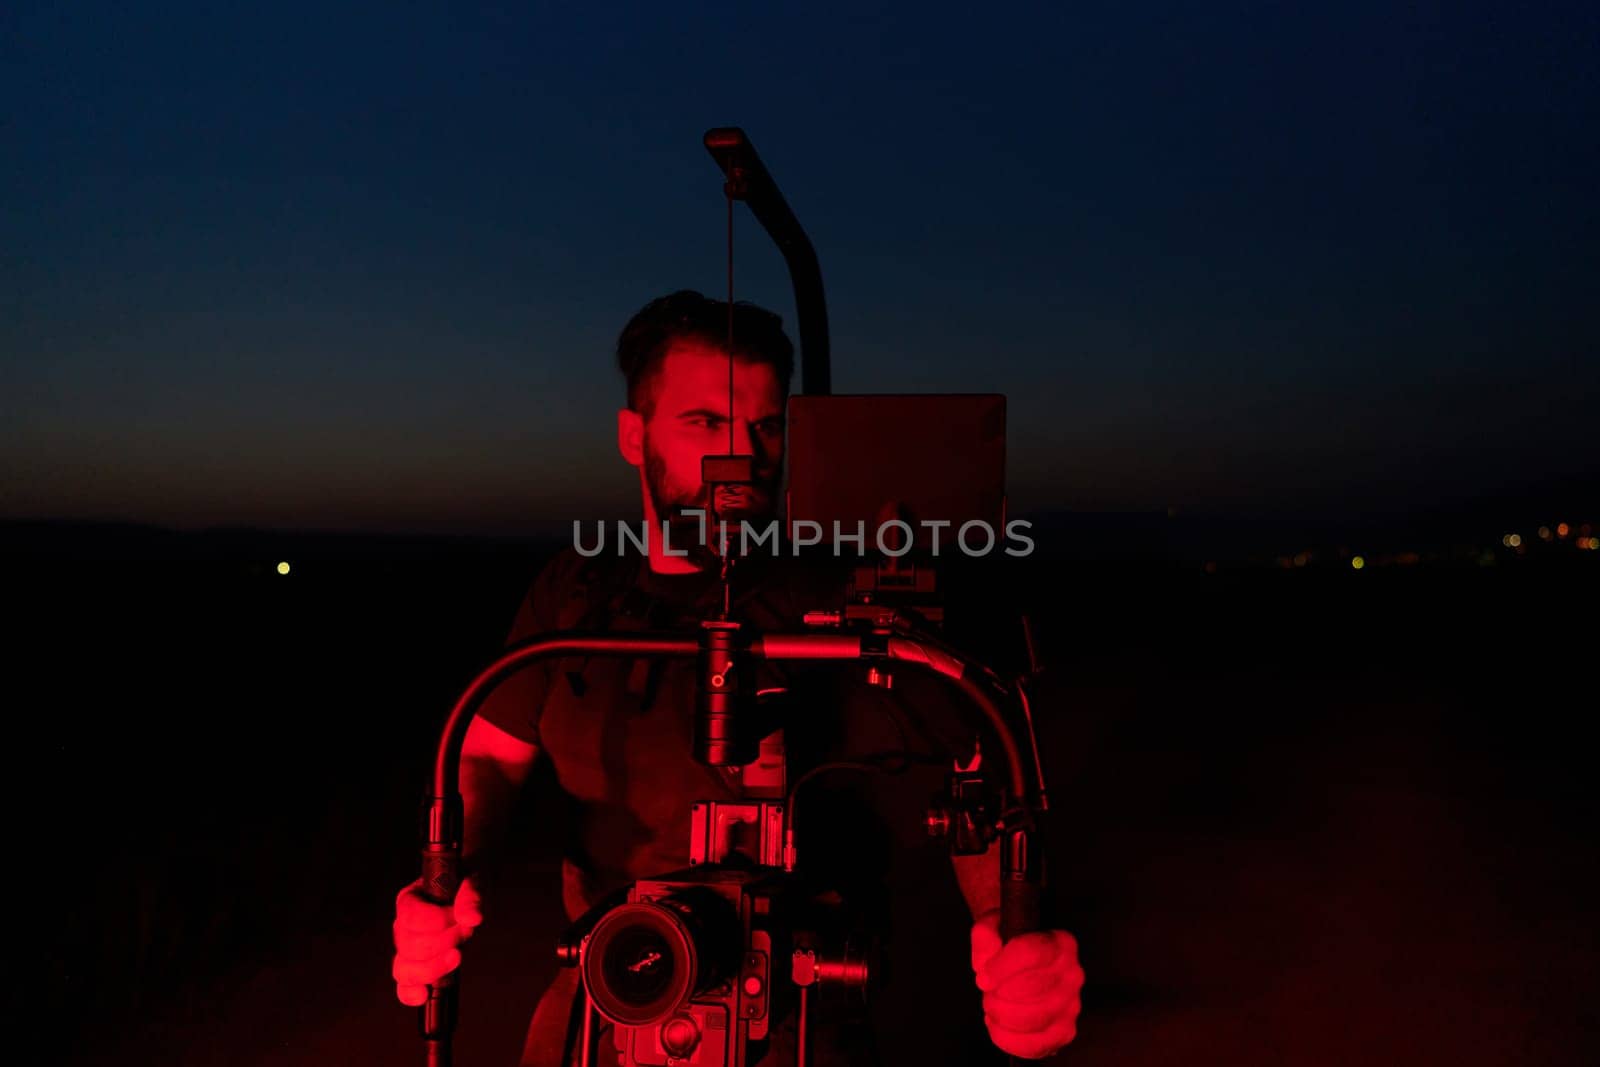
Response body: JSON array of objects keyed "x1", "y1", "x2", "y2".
[
  {"x1": 514, "y1": 546, "x2": 636, "y2": 634},
  {"x1": 533, "y1": 545, "x2": 595, "y2": 588},
  {"x1": 535, "y1": 545, "x2": 643, "y2": 600}
]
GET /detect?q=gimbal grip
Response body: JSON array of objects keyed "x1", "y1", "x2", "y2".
[
  {"x1": 421, "y1": 847, "x2": 460, "y2": 906},
  {"x1": 419, "y1": 846, "x2": 461, "y2": 1056},
  {"x1": 999, "y1": 877, "x2": 1042, "y2": 942},
  {"x1": 1000, "y1": 823, "x2": 1042, "y2": 941}
]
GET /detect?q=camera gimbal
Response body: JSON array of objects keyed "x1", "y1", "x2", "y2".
[
  {"x1": 415, "y1": 608, "x2": 1047, "y2": 1067},
  {"x1": 411, "y1": 126, "x2": 1045, "y2": 1066}
]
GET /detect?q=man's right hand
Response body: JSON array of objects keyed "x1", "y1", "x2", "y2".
[{"x1": 392, "y1": 876, "x2": 484, "y2": 1006}]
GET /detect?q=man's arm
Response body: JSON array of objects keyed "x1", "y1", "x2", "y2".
[
  {"x1": 392, "y1": 716, "x2": 539, "y2": 1006},
  {"x1": 957, "y1": 842, "x2": 1083, "y2": 1059},
  {"x1": 394, "y1": 549, "x2": 574, "y2": 1006},
  {"x1": 952, "y1": 841, "x2": 1002, "y2": 922},
  {"x1": 460, "y1": 714, "x2": 541, "y2": 868}
]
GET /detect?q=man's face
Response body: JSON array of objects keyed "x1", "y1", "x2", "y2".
[{"x1": 619, "y1": 339, "x2": 786, "y2": 560}]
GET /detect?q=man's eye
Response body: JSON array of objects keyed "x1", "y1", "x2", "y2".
[
  {"x1": 689, "y1": 416, "x2": 724, "y2": 429},
  {"x1": 756, "y1": 419, "x2": 784, "y2": 436}
]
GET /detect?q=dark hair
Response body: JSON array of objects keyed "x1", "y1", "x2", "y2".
[{"x1": 616, "y1": 290, "x2": 795, "y2": 414}]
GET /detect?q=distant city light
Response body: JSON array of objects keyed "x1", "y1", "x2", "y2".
[
  {"x1": 1557, "y1": 523, "x2": 1570, "y2": 538},
  {"x1": 1351, "y1": 556, "x2": 1365, "y2": 570},
  {"x1": 1507, "y1": 534, "x2": 1523, "y2": 548},
  {"x1": 1538, "y1": 526, "x2": 1552, "y2": 541},
  {"x1": 276, "y1": 561, "x2": 291, "y2": 575}
]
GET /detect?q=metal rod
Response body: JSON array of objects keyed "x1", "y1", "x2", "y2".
[
  {"x1": 579, "y1": 988, "x2": 597, "y2": 1067},
  {"x1": 703, "y1": 127, "x2": 831, "y2": 396},
  {"x1": 797, "y1": 984, "x2": 809, "y2": 1067}
]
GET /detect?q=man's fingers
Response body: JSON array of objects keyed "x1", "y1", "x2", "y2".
[
  {"x1": 453, "y1": 877, "x2": 484, "y2": 930},
  {"x1": 978, "y1": 930, "x2": 1077, "y2": 992},
  {"x1": 454, "y1": 904, "x2": 484, "y2": 933},
  {"x1": 392, "y1": 877, "x2": 478, "y2": 1004},
  {"x1": 397, "y1": 878, "x2": 482, "y2": 934},
  {"x1": 983, "y1": 966, "x2": 1059, "y2": 1003},
  {"x1": 396, "y1": 981, "x2": 429, "y2": 1007},
  {"x1": 984, "y1": 990, "x2": 1081, "y2": 1035},
  {"x1": 983, "y1": 1014, "x2": 1078, "y2": 1059},
  {"x1": 393, "y1": 922, "x2": 462, "y2": 962},
  {"x1": 395, "y1": 887, "x2": 454, "y2": 934},
  {"x1": 392, "y1": 948, "x2": 461, "y2": 987},
  {"x1": 970, "y1": 914, "x2": 1003, "y2": 975}
]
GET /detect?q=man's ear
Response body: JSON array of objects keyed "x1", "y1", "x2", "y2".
[{"x1": 617, "y1": 407, "x2": 644, "y2": 467}]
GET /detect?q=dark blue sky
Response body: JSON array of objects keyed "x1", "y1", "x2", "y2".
[{"x1": 3, "y1": 2, "x2": 1595, "y2": 534}]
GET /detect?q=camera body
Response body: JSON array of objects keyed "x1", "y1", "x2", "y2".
[
  {"x1": 561, "y1": 795, "x2": 801, "y2": 1067},
  {"x1": 578, "y1": 864, "x2": 790, "y2": 1066}
]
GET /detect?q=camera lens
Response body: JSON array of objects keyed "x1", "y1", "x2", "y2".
[
  {"x1": 601, "y1": 923, "x2": 677, "y2": 1008},
  {"x1": 581, "y1": 890, "x2": 740, "y2": 1028},
  {"x1": 583, "y1": 902, "x2": 696, "y2": 1027}
]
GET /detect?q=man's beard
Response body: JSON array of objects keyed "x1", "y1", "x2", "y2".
[{"x1": 644, "y1": 440, "x2": 779, "y2": 568}]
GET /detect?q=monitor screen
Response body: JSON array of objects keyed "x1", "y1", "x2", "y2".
[{"x1": 785, "y1": 394, "x2": 1006, "y2": 553}]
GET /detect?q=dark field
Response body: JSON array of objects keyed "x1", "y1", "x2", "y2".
[{"x1": 9, "y1": 521, "x2": 1597, "y2": 1066}]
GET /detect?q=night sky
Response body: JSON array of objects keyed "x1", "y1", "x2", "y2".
[{"x1": 3, "y1": 2, "x2": 1595, "y2": 535}]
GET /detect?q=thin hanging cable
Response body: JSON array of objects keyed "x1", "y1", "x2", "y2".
[{"x1": 720, "y1": 185, "x2": 736, "y2": 616}]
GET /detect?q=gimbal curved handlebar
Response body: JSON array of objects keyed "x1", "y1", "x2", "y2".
[{"x1": 416, "y1": 623, "x2": 1044, "y2": 1065}]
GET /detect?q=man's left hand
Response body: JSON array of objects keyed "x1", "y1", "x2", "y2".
[{"x1": 970, "y1": 912, "x2": 1083, "y2": 1059}]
